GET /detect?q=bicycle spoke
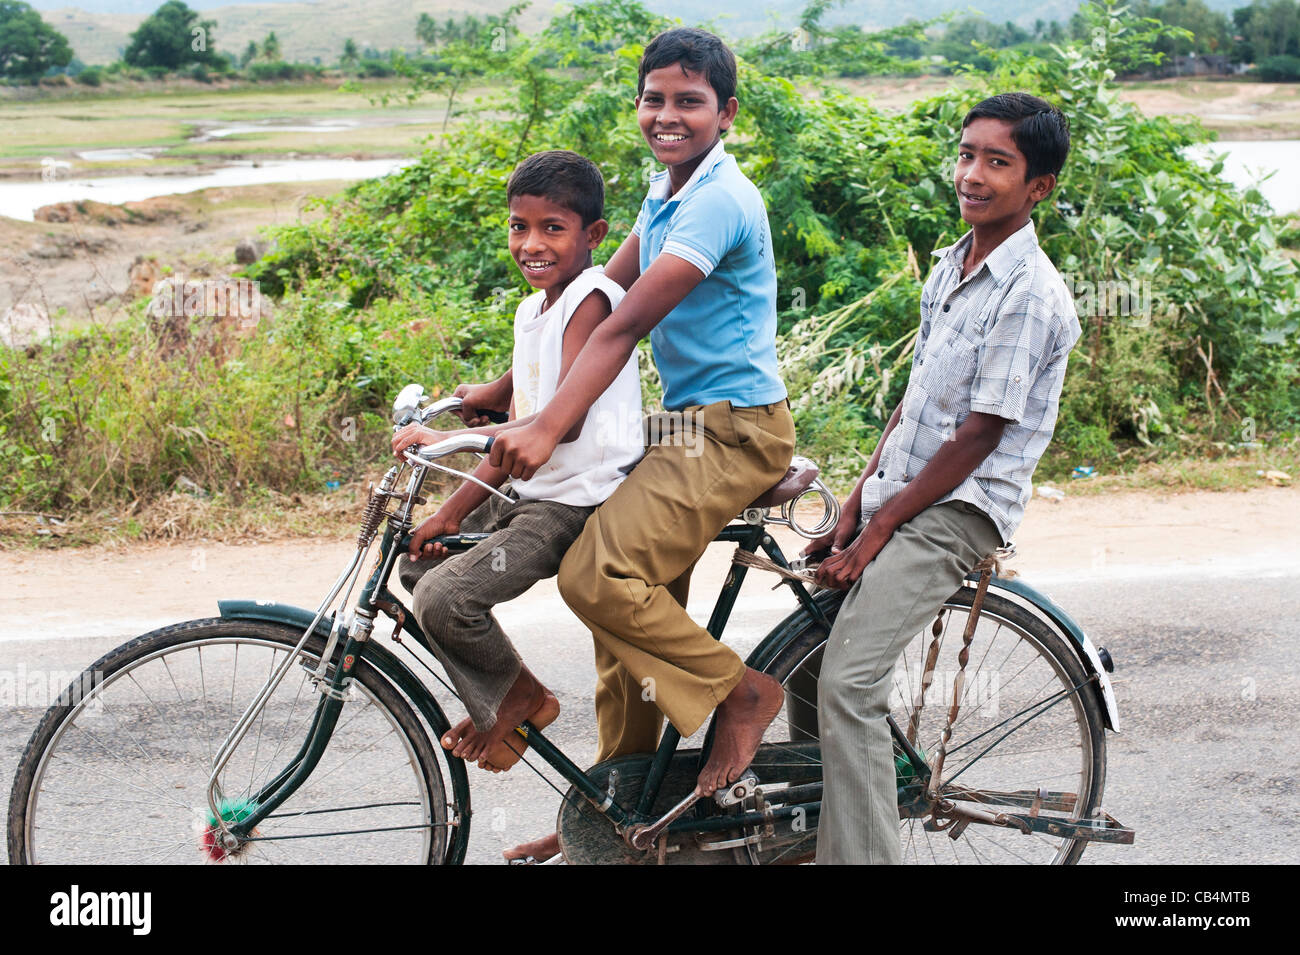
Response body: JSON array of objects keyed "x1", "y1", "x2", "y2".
[{"x1": 17, "y1": 628, "x2": 445, "y2": 865}]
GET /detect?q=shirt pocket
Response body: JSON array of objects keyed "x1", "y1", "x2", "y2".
[{"x1": 916, "y1": 325, "x2": 980, "y2": 414}]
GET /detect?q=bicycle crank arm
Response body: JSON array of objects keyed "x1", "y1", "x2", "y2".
[{"x1": 627, "y1": 771, "x2": 759, "y2": 851}]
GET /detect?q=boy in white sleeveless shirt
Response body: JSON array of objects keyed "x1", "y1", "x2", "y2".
[{"x1": 390, "y1": 151, "x2": 642, "y2": 772}]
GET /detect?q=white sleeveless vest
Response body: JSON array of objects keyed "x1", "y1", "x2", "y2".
[{"x1": 509, "y1": 266, "x2": 644, "y2": 506}]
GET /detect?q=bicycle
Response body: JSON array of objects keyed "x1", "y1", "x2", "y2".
[{"x1": 8, "y1": 384, "x2": 1134, "y2": 864}]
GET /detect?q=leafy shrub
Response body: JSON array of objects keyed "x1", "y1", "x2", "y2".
[
  {"x1": 4, "y1": 0, "x2": 1297, "y2": 517},
  {"x1": 1256, "y1": 55, "x2": 1300, "y2": 82}
]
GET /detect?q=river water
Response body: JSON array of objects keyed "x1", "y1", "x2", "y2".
[
  {"x1": 0, "y1": 139, "x2": 1294, "y2": 223},
  {"x1": 1185, "y1": 140, "x2": 1299, "y2": 214},
  {"x1": 0, "y1": 157, "x2": 415, "y2": 222}
]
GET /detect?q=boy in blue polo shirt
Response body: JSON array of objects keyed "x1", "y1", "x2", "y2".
[{"x1": 491, "y1": 28, "x2": 794, "y2": 831}]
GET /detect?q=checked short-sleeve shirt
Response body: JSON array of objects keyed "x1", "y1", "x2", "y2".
[{"x1": 860, "y1": 220, "x2": 1081, "y2": 544}]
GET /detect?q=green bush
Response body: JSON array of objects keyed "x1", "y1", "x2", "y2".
[
  {"x1": 359, "y1": 59, "x2": 396, "y2": 78},
  {"x1": 4, "y1": 0, "x2": 1298, "y2": 516},
  {"x1": 243, "y1": 61, "x2": 321, "y2": 82},
  {"x1": 1256, "y1": 55, "x2": 1300, "y2": 82},
  {"x1": 75, "y1": 66, "x2": 103, "y2": 86}
]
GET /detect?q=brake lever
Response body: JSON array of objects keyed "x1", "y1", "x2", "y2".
[{"x1": 789, "y1": 546, "x2": 832, "y2": 575}]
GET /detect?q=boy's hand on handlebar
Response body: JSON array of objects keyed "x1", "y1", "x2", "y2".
[
  {"x1": 454, "y1": 382, "x2": 507, "y2": 427},
  {"x1": 392, "y1": 423, "x2": 445, "y2": 460},
  {"x1": 488, "y1": 423, "x2": 557, "y2": 481},
  {"x1": 409, "y1": 512, "x2": 461, "y2": 561}
]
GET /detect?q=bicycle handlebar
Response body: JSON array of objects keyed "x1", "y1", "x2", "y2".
[
  {"x1": 403, "y1": 432, "x2": 495, "y2": 465},
  {"x1": 421, "y1": 395, "x2": 508, "y2": 425}
]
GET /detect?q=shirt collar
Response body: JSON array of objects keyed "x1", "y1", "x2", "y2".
[
  {"x1": 931, "y1": 219, "x2": 1039, "y2": 284},
  {"x1": 646, "y1": 138, "x2": 729, "y2": 202}
]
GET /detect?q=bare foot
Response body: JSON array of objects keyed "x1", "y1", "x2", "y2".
[
  {"x1": 696, "y1": 668, "x2": 784, "y2": 796},
  {"x1": 442, "y1": 668, "x2": 559, "y2": 770},
  {"x1": 478, "y1": 689, "x2": 559, "y2": 771},
  {"x1": 441, "y1": 716, "x2": 475, "y2": 753},
  {"x1": 503, "y1": 832, "x2": 560, "y2": 864}
]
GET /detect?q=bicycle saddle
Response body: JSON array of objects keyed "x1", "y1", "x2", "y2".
[{"x1": 748, "y1": 456, "x2": 819, "y2": 509}]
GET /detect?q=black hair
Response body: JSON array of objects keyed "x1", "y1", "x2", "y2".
[
  {"x1": 637, "y1": 27, "x2": 737, "y2": 109},
  {"x1": 506, "y1": 150, "x2": 605, "y2": 226},
  {"x1": 962, "y1": 93, "x2": 1071, "y2": 181}
]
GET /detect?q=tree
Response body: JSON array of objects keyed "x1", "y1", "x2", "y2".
[
  {"x1": 0, "y1": 0, "x2": 72, "y2": 80},
  {"x1": 240, "y1": 39, "x2": 258, "y2": 67},
  {"x1": 1234, "y1": 0, "x2": 1300, "y2": 60},
  {"x1": 261, "y1": 30, "x2": 280, "y2": 62},
  {"x1": 416, "y1": 12, "x2": 438, "y2": 48},
  {"x1": 341, "y1": 37, "x2": 358, "y2": 66},
  {"x1": 123, "y1": 1, "x2": 221, "y2": 71},
  {"x1": 1133, "y1": 0, "x2": 1231, "y2": 55}
]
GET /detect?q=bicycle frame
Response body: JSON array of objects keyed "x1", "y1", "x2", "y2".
[
  {"x1": 205, "y1": 393, "x2": 1126, "y2": 854},
  {"x1": 214, "y1": 503, "x2": 871, "y2": 845}
]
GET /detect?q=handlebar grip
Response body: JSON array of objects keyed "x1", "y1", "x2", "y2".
[
  {"x1": 482, "y1": 410, "x2": 509, "y2": 424},
  {"x1": 398, "y1": 532, "x2": 495, "y2": 554},
  {"x1": 483, "y1": 435, "x2": 495, "y2": 455}
]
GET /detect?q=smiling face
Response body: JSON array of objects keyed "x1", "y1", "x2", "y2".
[
  {"x1": 955, "y1": 117, "x2": 1055, "y2": 232},
  {"x1": 636, "y1": 64, "x2": 738, "y2": 188},
  {"x1": 507, "y1": 194, "x2": 607, "y2": 304}
]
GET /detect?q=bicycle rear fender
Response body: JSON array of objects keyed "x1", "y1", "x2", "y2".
[
  {"x1": 744, "y1": 580, "x2": 1120, "y2": 734},
  {"x1": 977, "y1": 575, "x2": 1120, "y2": 733},
  {"x1": 217, "y1": 599, "x2": 473, "y2": 864}
]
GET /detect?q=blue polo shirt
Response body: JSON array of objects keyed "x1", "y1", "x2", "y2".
[{"x1": 631, "y1": 139, "x2": 787, "y2": 411}]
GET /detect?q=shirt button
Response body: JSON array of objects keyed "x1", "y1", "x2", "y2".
[
  {"x1": 1014, "y1": 375, "x2": 1021, "y2": 382},
  {"x1": 877, "y1": 470, "x2": 885, "y2": 478},
  {"x1": 943, "y1": 304, "x2": 951, "y2": 312}
]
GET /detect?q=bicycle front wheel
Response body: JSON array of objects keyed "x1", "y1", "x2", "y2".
[
  {"x1": 751, "y1": 586, "x2": 1108, "y2": 865},
  {"x1": 8, "y1": 618, "x2": 448, "y2": 865}
]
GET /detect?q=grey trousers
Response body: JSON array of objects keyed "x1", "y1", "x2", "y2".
[
  {"x1": 396, "y1": 494, "x2": 594, "y2": 730},
  {"x1": 815, "y1": 500, "x2": 1001, "y2": 865}
]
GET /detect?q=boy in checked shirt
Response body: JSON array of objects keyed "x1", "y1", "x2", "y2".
[{"x1": 805, "y1": 93, "x2": 1081, "y2": 864}]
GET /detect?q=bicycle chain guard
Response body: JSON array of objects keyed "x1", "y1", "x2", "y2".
[{"x1": 557, "y1": 744, "x2": 822, "y2": 865}]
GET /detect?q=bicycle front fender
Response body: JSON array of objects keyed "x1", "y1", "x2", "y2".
[{"x1": 217, "y1": 598, "x2": 473, "y2": 864}]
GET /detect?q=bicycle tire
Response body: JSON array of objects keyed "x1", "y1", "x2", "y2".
[
  {"x1": 748, "y1": 586, "x2": 1108, "y2": 864},
  {"x1": 8, "y1": 618, "x2": 449, "y2": 865}
]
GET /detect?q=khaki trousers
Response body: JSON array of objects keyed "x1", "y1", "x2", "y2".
[{"x1": 557, "y1": 399, "x2": 796, "y2": 761}]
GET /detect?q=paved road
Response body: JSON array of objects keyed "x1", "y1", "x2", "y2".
[{"x1": 3, "y1": 552, "x2": 1296, "y2": 864}]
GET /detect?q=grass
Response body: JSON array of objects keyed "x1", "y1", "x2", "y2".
[
  {"x1": 4, "y1": 440, "x2": 1293, "y2": 550},
  {"x1": 0, "y1": 470, "x2": 463, "y2": 549},
  {"x1": 0, "y1": 79, "x2": 492, "y2": 171},
  {"x1": 1035, "y1": 436, "x2": 1299, "y2": 496}
]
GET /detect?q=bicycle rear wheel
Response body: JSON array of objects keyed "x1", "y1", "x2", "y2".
[
  {"x1": 750, "y1": 586, "x2": 1107, "y2": 864},
  {"x1": 8, "y1": 618, "x2": 448, "y2": 865}
]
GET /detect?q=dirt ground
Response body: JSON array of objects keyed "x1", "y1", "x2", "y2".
[
  {"x1": 0, "y1": 181, "x2": 347, "y2": 333},
  {"x1": 841, "y1": 76, "x2": 1300, "y2": 140},
  {"x1": 3, "y1": 486, "x2": 1296, "y2": 642}
]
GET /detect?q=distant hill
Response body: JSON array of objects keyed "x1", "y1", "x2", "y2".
[{"x1": 30, "y1": 0, "x2": 1249, "y2": 67}]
